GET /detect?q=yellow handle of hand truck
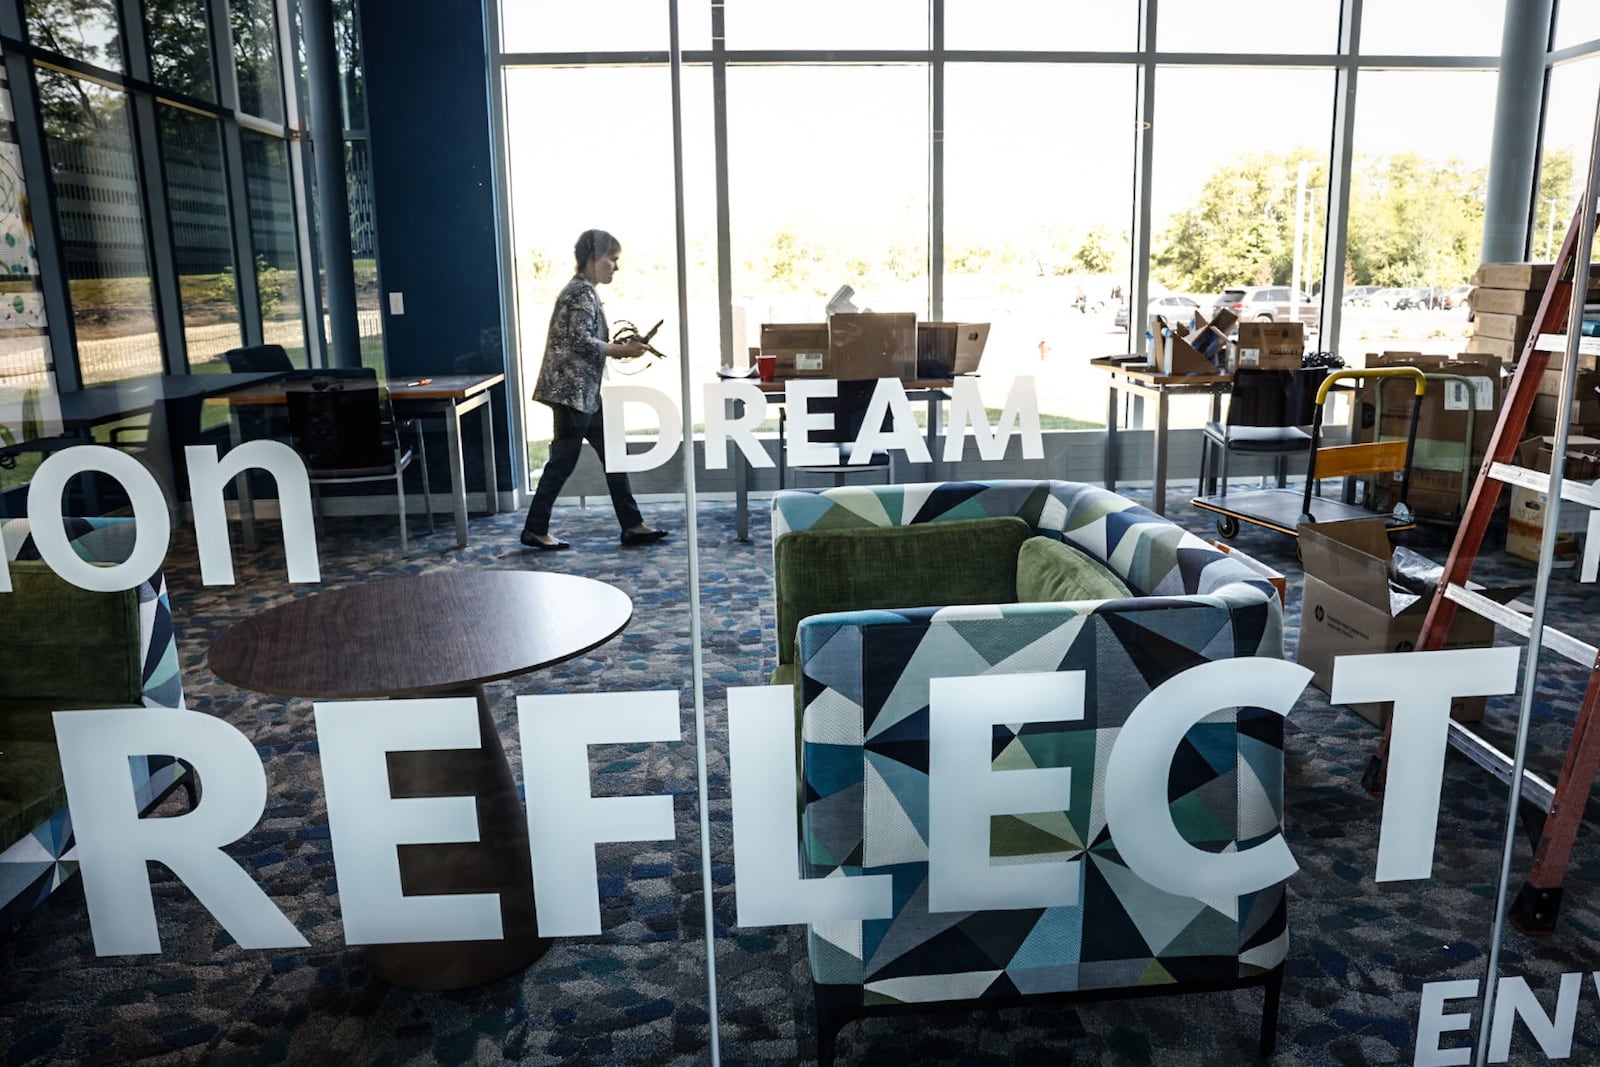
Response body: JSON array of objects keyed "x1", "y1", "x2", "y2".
[{"x1": 1315, "y1": 365, "x2": 1427, "y2": 405}]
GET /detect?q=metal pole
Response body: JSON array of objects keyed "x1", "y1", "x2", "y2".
[
  {"x1": 1472, "y1": 71, "x2": 1600, "y2": 1067},
  {"x1": 303, "y1": 0, "x2": 362, "y2": 367},
  {"x1": 668, "y1": 1, "x2": 720, "y2": 1061}
]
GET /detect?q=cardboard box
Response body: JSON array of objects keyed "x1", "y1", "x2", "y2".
[
  {"x1": 1470, "y1": 282, "x2": 1600, "y2": 316},
  {"x1": 1466, "y1": 334, "x2": 1521, "y2": 362},
  {"x1": 760, "y1": 323, "x2": 829, "y2": 379},
  {"x1": 1210, "y1": 540, "x2": 1286, "y2": 606},
  {"x1": 827, "y1": 312, "x2": 916, "y2": 380},
  {"x1": 1506, "y1": 435, "x2": 1600, "y2": 563},
  {"x1": 1471, "y1": 310, "x2": 1537, "y2": 346},
  {"x1": 1296, "y1": 520, "x2": 1520, "y2": 726},
  {"x1": 1234, "y1": 322, "x2": 1304, "y2": 370},
  {"x1": 1151, "y1": 314, "x2": 1225, "y2": 375},
  {"x1": 1362, "y1": 352, "x2": 1503, "y2": 453},
  {"x1": 1469, "y1": 287, "x2": 1543, "y2": 316},
  {"x1": 1473, "y1": 262, "x2": 1556, "y2": 290},
  {"x1": 1531, "y1": 369, "x2": 1600, "y2": 427}
]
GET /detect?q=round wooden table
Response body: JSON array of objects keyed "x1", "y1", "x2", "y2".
[{"x1": 208, "y1": 569, "x2": 633, "y2": 990}]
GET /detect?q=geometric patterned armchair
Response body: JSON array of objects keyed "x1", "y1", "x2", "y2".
[
  {"x1": 0, "y1": 517, "x2": 189, "y2": 931},
  {"x1": 771, "y1": 481, "x2": 1289, "y2": 1063}
]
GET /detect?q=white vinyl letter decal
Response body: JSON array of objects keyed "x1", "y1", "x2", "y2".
[
  {"x1": 314, "y1": 698, "x2": 502, "y2": 945},
  {"x1": 1331, "y1": 647, "x2": 1520, "y2": 881},
  {"x1": 53, "y1": 707, "x2": 307, "y2": 955},
  {"x1": 519, "y1": 691, "x2": 680, "y2": 936},
  {"x1": 929, "y1": 672, "x2": 1083, "y2": 912},
  {"x1": 1105, "y1": 658, "x2": 1308, "y2": 897},
  {"x1": 727, "y1": 685, "x2": 892, "y2": 926}
]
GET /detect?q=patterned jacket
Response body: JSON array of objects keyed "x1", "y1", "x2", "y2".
[{"x1": 532, "y1": 274, "x2": 609, "y2": 413}]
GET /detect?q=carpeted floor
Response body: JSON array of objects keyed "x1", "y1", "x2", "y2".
[{"x1": 4, "y1": 484, "x2": 1600, "y2": 1066}]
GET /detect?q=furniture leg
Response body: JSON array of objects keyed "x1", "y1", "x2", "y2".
[
  {"x1": 1258, "y1": 968, "x2": 1283, "y2": 1057},
  {"x1": 1104, "y1": 382, "x2": 1119, "y2": 491},
  {"x1": 477, "y1": 397, "x2": 499, "y2": 517},
  {"x1": 444, "y1": 402, "x2": 469, "y2": 547},
  {"x1": 733, "y1": 394, "x2": 750, "y2": 542},
  {"x1": 1152, "y1": 389, "x2": 1170, "y2": 514},
  {"x1": 362, "y1": 684, "x2": 550, "y2": 989}
]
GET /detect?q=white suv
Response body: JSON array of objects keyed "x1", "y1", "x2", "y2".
[{"x1": 1211, "y1": 286, "x2": 1320, "y2": 331}]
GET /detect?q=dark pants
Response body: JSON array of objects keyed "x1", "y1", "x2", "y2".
[{"x1": 522, "y1": 401, "x2": 644, "y2": 536}]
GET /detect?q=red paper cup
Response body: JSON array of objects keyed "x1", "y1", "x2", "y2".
[{"x1": 757, "y1": 354, "x2": 776, "y2": 382}]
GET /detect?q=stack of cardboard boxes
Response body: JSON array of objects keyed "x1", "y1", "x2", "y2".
[
  {"x1": 1354, "y1": 350, "x2": 1503, "y2": 522},
  {"x1": 1465, "y1": 261, "x2": 1600, "y2": 564}
]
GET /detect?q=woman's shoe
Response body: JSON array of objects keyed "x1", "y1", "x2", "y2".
[
  {"x1": 520, "y1": 532, "x2": 572, "y2": 551},
  {"x1": 620, "y1": 527, "x2": 669, "y2": 546}
]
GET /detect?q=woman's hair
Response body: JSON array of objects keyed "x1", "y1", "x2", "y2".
[{"x1": 574, "y1": 229, "x2": 621, "y2": 271}]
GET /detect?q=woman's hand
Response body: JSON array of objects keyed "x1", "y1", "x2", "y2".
[{"x1": 611, "y1": 338, "x2": 649, "y2": 359}]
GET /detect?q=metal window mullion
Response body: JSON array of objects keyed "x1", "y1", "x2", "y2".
[
  {"x1": 8, "y1": 50, "x2": 78, "y2": 388},
  {"x1": 1318, "y1": 0, "x2": 1362, "y2": 347},
  {"x1": 220, "y1": 121, "x2": 262, "y2": 344},
  {"x1": 1129, "y1": 0, "x2": 1157, "y2": 358},
  {"x1": 209, "y1": 0, "x2": 260, "y2": 346},
  {"x1": 278, "y1": 0, "x2": 323, "y2": 366},
  {"x1": 484, "y1": 0, "x2": 523, "y2": 497},
  {"x1": 929, "y1": 0, "x2": 942, "y2": 320},
  {"x1": 712, "y1": 0, "x2": 732, "y2": 371}
]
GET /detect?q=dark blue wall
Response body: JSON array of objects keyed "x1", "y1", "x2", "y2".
[{"x1": 359, "y1": 0, "x2": 512, "y2": 491}]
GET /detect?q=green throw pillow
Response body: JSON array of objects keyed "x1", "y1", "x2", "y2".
[
  {"x1": 0, "y1": 560, "x2": 142, "y2": 705},
  {"x1": 1015, "y1": 536, "x2": 1132, "y2": 603},
  {"x1": 774, "y1": 516, "x2": 1033, "y2": 666}
]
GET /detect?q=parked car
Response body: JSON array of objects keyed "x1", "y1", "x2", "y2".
[
  {"x1": 1114, "y1": 293, "x2": 1201, "y2": 330},
  {"x1": 1211, "y1": 286, "x2": 1320, "y2": 330},
  {"x1": 1441, "y1": 284, "x2": 1474, "y2": 309},
  {"x1": 1343, "y1": 285, "x2": 1385, "y2": 306},
  {"x1": 1372, "y1": 287, "x2": 1411, "y2": 309}
]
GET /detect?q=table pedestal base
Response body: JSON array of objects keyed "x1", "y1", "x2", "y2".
[{"x1": 363, "y1": 687, "x2": 550, "y2": 990}]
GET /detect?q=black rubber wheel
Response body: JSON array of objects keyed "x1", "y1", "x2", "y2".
[
  {"x1": 1295, "y1": 540, "x2": 1304, "y2": 563},
  {"x1": 1216, "y1": 515, "x2": 1239, "y2": 539}
]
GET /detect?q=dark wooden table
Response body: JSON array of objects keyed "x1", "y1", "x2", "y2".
[{"x1": 208, "y1": 569, "x2": 633, "y2": 989}]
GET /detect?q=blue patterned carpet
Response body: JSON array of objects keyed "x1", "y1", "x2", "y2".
[{"x1": 4, "y1": 484, "x2": 1600, "y2": 1066}]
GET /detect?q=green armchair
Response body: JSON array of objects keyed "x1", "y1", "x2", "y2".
[{"x1": 0, "y1": 518, "x2": 189, "y2": 931}]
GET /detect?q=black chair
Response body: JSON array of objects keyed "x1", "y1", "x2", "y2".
[
  {"x1": 224, "y1": 344, "x2": 294, "y2": 373},
  {"x1": 783, "y1": 379, "x2": 893, "y2": 488},
  {"x1": 1200, "y1": 367, "x2": 1328, "y2": 496},
  {"x1": 284, "y1": 372, "x2": 434, "y2": 550}
]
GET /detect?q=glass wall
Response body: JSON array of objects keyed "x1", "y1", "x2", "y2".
[{"x1": 490, "y1": 3, "x2": 1600, "y2": 1065}]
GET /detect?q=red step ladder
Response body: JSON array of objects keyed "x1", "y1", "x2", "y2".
[{"x1": 1361, "y1": 199, "x2": 1600, "y2": 934}]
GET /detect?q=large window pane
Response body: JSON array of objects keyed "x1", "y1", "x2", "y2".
[
  {"x1": 143, "y1": 0, "x2": 216, "y2": 100},
  {"x1": 945, "y1": 63, "x2": 1134, "y2": 426},
  {"x1": 39, "y1": 69, "x2": 161, "y2": 385},
  {"x1": 1147, "y1": 67, "x2": 1333, "y2": 427},
  {"x1": 1158, "y1": 0, "x2": 1339, "y2": 55},
  {"x1": 946, "y1": 0, "x2": 1137, "y2": 52},
  {"x1": 727, "y1": 65, "x2": 929, "y2": 332},
  {"x1": 160, "y1": 106, "x2": 240, "y2": 371},
  {"x1": 232, "y1": 0, "x2": 284, "y2": 122},
  {"x1": 1361, "y1": 0, "x2": 1508, "y2": 57},
  {"x1": 1540, "y1": 58, "x2": 1600, "y2": 255},
  {"x1": 1335, "y1": 70, "x2": 1496, "y2": 364},
  {"x1": 241, "y1": 130, "x2": 306, "y2": 359},
  {"x1": 1555, "y1": 3, "x2": 1600, "y2": 51},
  {"x1": 25, "y1": 0, "x2": 122, "y2": 71},
  {"x1": 504, "y1": 65, "x2": 717, "y2": 459},
  {"x1": 722, "y1": 0, "x2": 927, "y2": 50}
]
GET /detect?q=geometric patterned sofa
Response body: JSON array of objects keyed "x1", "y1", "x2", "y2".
[
  {"x1": 0, "y1": 517, "x2": 189, "y2": 932},
  {"x1": 770, "y1": 481, "x2": 1289, "y2": 1063}
]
